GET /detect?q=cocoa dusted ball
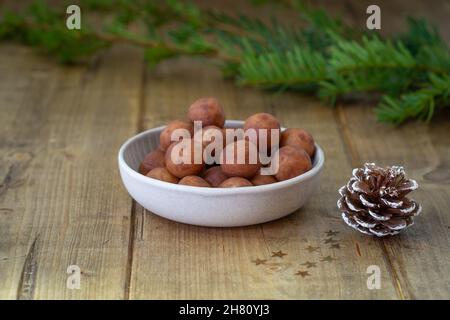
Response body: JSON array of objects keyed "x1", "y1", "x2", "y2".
[
  {"x1": 165, "y1": 138, "x2": 205, "y2": 178},
  {"x1": 195, "y1": 125, "x2": 225, "y2": 149},
  {"x1": 138, "y1": 149, "x2": 166, "y2": 175},
  {"x1": 159, "y1": 120, "x2": 194, "y2": 152},
  {"x1": 243, "y1": 113, "x2": 281, "y2": 151},
  {"x1": 188, "y1": 97, "x2": 225, "y2": 128},
  {"x1": 251, "y1": 174, "x2": 277, "y2": 186},
  {"x1": 146, "y1": 167, "x2": 179, "y2": 184},
  {"x1": 197, "y1": 125, "x2": 226, "y2": 165},
  {"x1": 179, "y1": 175, "x2": 211, "y2": 187},
  {"x1": 280, "y1": 128, "x2": 315, "y2": 158},
  {"x1": 201, "y1": 166, "x2": 228, "y2": 187},
  {"x1": 222, "y1": 127, "x2": 245, "y2": 146},
  {"x1": 273, "y1": 146, "x2": 312, "y2": 181},
  {"x1": 219, "y1": 177, "x2": 253, "y2": 188},
  {"x1": 220, "y1": 139, "x2": 261, "y2": 179},
  {"x1": 139, "y1": 107, "x2": 319, "y2": 189}
]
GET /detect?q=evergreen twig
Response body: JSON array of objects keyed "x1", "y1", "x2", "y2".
[{"x1": 0, "y1": 0, "x2": 449, "y2": 125}]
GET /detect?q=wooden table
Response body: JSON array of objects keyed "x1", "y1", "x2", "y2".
[{"x1": 1, "y1": 0, "x2": 449, "y2": 299}]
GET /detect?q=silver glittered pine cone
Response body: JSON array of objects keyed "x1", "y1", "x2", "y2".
[{"x1": 337, "y1": 163, "x2": 421, "y2": 237}]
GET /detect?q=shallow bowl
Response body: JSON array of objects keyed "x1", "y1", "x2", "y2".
[{"x1": 118, "y1": 120, "x2": 324, "y2": 227}]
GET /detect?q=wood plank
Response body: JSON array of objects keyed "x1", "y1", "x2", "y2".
[
  {"x1": 129, "y1": 0, "x2": 450, "y2": 300},
  {"x1": 337, "y1": 104, "x2": 450, "y2": 299},
  {"x1": 0, "y1": 44, "x2": 143, "y2": 299},
  {"x1": 128, "y1": 56, "x2": 399, "y2": 299},
  {"x1": 334, "y1": 0, "x2": 450, "y2": 299},
  {"x1": 0, "y1": 0, "x2": 447, "y2": 300}
]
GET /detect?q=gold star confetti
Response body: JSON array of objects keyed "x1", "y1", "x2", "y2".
[
  {"x1": 301, "y1": 261, "x2": 317, "y2": 268},
  {"x1": 271, "y1": 250, "x2": 287, "y2": 258},
  {"x1": 305, "y1": 245, "x2": 320, "y2": 253},
  {"x1": 330, "y1": 243, "x2": 341, "y2": 249},
  {"x1": 252, "y1": 258, "x2": 267, "y2": 265},
  {"x1": 321, "y1": 256, "x2": 337, "y2": 263},
  {"x1": 324, "y1": 238, "x2": 339, "y2": 244},
  {"x1": 295, "y1": 270, "x2": 311, "y2": 278},
  {"x1": 325, "y1": 230, "x2": 339, "y2": 237}
]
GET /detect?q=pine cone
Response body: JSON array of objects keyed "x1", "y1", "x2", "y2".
[{"x1": 337, "y1": 163, "x2": 421, "y2": 237}]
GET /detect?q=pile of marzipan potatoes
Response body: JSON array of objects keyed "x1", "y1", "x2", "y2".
[{"x1": 139, "y1": 97, "x2": 315, "y2": 188}]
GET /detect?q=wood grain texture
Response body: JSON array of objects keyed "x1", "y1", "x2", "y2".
[
  {"x1": 0, "y1": 44, "x2": 143, "y2": 299},
  {"x1": 336, "y1": 103, "x2": 450, "y2": 299},
  {"x1": 334, "y1": 0, "x2": 450, "y2": 299},
  {"x1": 127, "y1": 0, "x2": 450, "y2": 300},
  {"x1": 128, "y1": 57, "x2": 399, "y2": 299},
  {"x1": 337, "y1": 104, "x2": 450, "y2": 299},
  {"x1": 1, "y1": 0, "x2": 449, "y2": 300}
]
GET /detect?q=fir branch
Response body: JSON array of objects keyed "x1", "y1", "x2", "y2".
[
  {"x1": 397, "y1": 17, "x2": 444, "y2": 54},
  {"x1": 0, "y1": 0, "x2": 449, "y2": 125},
  {"x1": 376, "y1": 73, "x2": 450, "y2": 124},
  {"x1": 0, "y1": 1, "x2": 232, "y2": 63},
  {"x1": 238, "y1": 46, "x2": 327, "y2": 89},
  {"x1": 318, "y1": 37, "x2": 421, "y2": 104}
]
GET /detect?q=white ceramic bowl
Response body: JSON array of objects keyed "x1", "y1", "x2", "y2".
[{"x1": 118, "y1": 120, "x2": 324, "y2": 227}]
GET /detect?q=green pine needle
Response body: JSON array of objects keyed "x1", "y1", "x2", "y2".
[
  {"x1": 1, "y1": 0, "x2": 449, "y2": 125},
  {"x1": 376, "y1": 73, "x2": 450, "y2": 124}
]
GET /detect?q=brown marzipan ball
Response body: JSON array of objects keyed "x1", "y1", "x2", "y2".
[
  {"x1": 146, "y1": 167, "x2": 179, "y2": 184},
  {"x1": 219, "y1": 177, "x2": 253, "y2": 188},
  {"x1": 195, "y1": 125, "x2": 225, "y2": 149},
  {"x1": 165, "y1": 139, "x2": 205, "y2": 178},
  {"x1": 159, "y1": 120, "x2": 194, "y2": 152},
  {"x1": 243, "y1": 113, "x2": 281, "y2": 151},
  {"x1": 280, "y1": 128, "x2": 315, "y2": 158},
  {"x1": 201, "y1": 166, "x2": 228, "y2": 187},
  {"x1": 251, "y1": 174, "x2": 278, "y2": 186},
  {"x1": 178, "y1": 175, "x2": 211, "y2": 187},
  {"x1": 220, "y1": 139, "x2": 261, "y2": 179},
  {"x1": 274, "y1": 146, "x2": 312, "y2": 181},
  {"x1": 138, "y1": 149, "x2": 166, "y2": 175},
  {"x1": 187, "y1": 97, "x2": 225, "y2": 128}
]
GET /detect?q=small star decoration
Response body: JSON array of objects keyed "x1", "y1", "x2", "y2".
[
  {"x1": 252, "y1": 258, "x2": 267, "y2": 265},
  {"x1": 295, "y1": 270, "x2": 311, "y2": 278},
  {"x1": 271, "y1": 250, "x2": 287, "y2": 258},
  {"x1": 325, "y1": 230, "x2": 339, "y2": 237},
  {"x1": 324, "y1": 238, "x2": 339, "y2": 244}
]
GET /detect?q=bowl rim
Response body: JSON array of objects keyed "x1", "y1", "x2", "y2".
[{"x1": 118, "y1": 120, "x2": 325, "y2": 195}]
